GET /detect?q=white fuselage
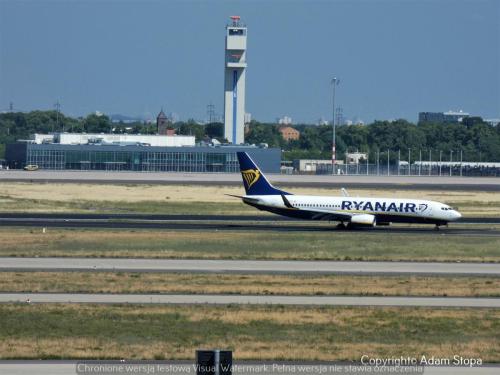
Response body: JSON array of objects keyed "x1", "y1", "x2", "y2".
[{"x1": 244, "y1": 194, "x2": 462, "y2": 225}]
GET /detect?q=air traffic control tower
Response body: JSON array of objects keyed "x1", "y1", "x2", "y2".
[{"x1": 224, "y1": 16, "x2": 247, "y2": 144}]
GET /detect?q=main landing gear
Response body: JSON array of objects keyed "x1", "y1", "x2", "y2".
[{"x1": 336, "y1": 222, "x2": 354, "y2": 230}]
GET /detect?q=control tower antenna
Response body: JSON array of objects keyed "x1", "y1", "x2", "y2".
[
  {"x1": 336, "y1": 106, "x2": 343, "y2": 127},
  {"x1": 207, "y1": 102, "x2": 216, "y2": 124},
  {"x1": 54, "y1": 100, "x2": 61, "y2": 132}
]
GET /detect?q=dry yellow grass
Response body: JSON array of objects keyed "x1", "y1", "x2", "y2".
[
  {"x1": 0, "y1": 182, "x2": 496, "y2": 202},
  {"x1": 1, "y1": 304, "x2": 498, "y2": 361},
  {"x1": 1, "y1": 272, "x2": 498, "y2": 297},
  {"x1": 0, "y1": 182, "x2": 499, "y2": 213},
  {"x1": 1, "y1": 337, "x2": 497, "y2": 361}
]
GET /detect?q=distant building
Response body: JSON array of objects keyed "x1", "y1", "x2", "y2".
[
  {"x1": 485, "y1": 118, "x2": 500, "y2": 127},
  {"x1": 6, "y1": 141, "x2": 281, "y2": 173},
  {"x1": 31, "y1": 132, "x2": 194, "y2": 147},
  {"x1": 278, "y1": 126, "x2": 300, "y2": 141},
  {"x1": 157, "y1": 109, "x2": 170, "y2": 135},
  {"x1": 419, "y1": 110, "x2": 469, "y2": 123},
  {"x1": 278, "y1": 116, "x2": 292, "y2": 125},
  {"x1": 346, "y1": 152, "x2": 367, "y2": 164},
  {"x1": 293, "y1": 159, "x2": 343, "y2": 173},
  {"x1": 317, "y1": 118, "x2": 330, "y2": 126}
]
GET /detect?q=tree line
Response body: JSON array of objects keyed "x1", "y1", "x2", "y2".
[
  {"x1": 0, "y1": 110, "x2": 499, "y2": 162},
  {"x1": 246, "y1": 118, "x2": 500, "y2": 162}
]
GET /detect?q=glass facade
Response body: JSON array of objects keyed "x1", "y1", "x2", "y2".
[{"x1": 24, "y1": 146, "x2": 255, "y2": 173}]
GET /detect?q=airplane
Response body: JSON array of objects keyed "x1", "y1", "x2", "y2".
[{"x1": 233, "y1": 152, "x2": 462, "y2": 229}]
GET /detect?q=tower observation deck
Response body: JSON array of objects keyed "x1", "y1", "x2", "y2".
[{"x1": 224, "y1": 16, "x2": 247, "y2": 144}]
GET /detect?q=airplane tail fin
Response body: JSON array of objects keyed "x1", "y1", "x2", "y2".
[{"x1": 236, "y1": 152, "x2": 290, "y2": 196}]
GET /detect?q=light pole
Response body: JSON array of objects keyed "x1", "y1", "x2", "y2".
[
  {"x1": 387, "y1": 149, "x2": 390, "y2": 176},
  {"x1": 450, "y1": 150, "x2": 453, "y2": 176},
  {"x1": 439, "y1": 150, "x2": 442, "y2": 176},
  {"x1": 331, "y1": 77, "x2": 340, "y2": 175},
  {"x1": 398, "y1": 149, "x2": 400, "y2": 176},
  {"x1": 460, "y1": 149, "x2": 463, "y2": 177},
  {"x1": 54, "y1": 100, "x2": 61, "y2": 133},
  {"x1": 377, "y1": 149, "x2": 380, "y2": 175},
  {"x1": 408, "y1": 149, "x2": 411, "y2": 176},
  {"x1": 429, "y1": 149, "x2": 432, "y2": 176},
  {"x1": 419, "y1": 149, "x2": 422, "y2": 176}
]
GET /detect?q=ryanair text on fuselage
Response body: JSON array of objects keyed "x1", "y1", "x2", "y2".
[{"x1": 341, "y1": 200, "x2": 422, "y2": 213}]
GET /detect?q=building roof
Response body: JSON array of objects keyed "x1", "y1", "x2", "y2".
[
  {"x1": 278, "y1": 126, "x2": 299, "y2": 134},
  {"x1": 157, "y1": 109, "x2": 167, "y2": 119}
]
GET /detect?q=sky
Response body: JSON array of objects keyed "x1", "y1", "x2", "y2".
[{"x1": 0, "y1": 0, "x2": 499, "y2": 123}]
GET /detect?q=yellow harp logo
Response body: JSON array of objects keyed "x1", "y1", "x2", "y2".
[{"x1": 241, "y1": 169, "x2": 261, "y2": 188}]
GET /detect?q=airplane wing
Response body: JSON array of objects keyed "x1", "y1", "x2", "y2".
[
  {"x1": 281, "y1": 195, "x2": 353, "y2": 221},
  {"x1": 296, "y1": 208, "x2": 353, "y2": 221}
]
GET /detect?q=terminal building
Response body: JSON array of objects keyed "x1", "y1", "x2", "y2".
[
  {"x1": 6, "y1": 137, "x2": 280, "y2": 173},
  {"x1": 418, "y1": 110, "x2": 470, "y2": 123}
]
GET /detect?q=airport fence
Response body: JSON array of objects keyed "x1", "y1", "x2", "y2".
[{"x1": 289, "y1": 149, "x2": 500, "y2": 177}]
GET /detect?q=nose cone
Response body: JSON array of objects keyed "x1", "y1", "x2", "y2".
[{"x1": 451, "y1": 210, "x2": 462, "y2": 221}]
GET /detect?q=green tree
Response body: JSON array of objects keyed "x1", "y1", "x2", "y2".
[
  {"x1": 178, "y1": 120, "x2": 204, "y2": 141},
  {"x1": 205, "y1": 122, "x2": 224, "y2": 139},
  {"x1": 83, "y1": 114, "x2": 112, "y2": 133}
]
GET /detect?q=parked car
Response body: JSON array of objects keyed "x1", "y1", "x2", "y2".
[{"x1": 23, "y1": 164, "x2": 39, "y2": 171}]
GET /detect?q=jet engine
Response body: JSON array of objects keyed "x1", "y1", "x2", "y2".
[{"x1": 350, "y1": 214, "x2": 376, "y2": 226}]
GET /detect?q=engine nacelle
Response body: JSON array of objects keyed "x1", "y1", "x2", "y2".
[{"x1": 350, "y1": 214, "x2": 376, "y2": 226}]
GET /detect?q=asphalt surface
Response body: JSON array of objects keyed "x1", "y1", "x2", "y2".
[
  {"x1": 0, "y1": 212, "x2": 498, "y2": 224},
  {"x1": 1, "y1": 170, "x2": 499, "y2": 191},
  {"x1": 2, "y1": 292, "x2": 499, "y2": 308},
  {"x1": 1, "y1": 217, "x2": 499, "y2": 236},
  {"x1": 1, "y1": 258, "x2": 499, "y2": 276},
  {"x1": 0, "y1": 361, "x2": 498, "y2": 375}
]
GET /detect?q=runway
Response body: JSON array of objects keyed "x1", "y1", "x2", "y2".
[
  {"x1": 2, "y1": 257, "x2": 499, "y2": 276},
  {"x1": 1, "y1": 212, "x2": 499, "y2": 224},
  {"x1": 1, "y1": 170, "x2": 499, "y2": 191},
  {"x1": 1, "y1": 219, "x2": 499, "y2": 235},
  {"x1": 2, "y1": 292, "x2": 500, "y2": 308}
]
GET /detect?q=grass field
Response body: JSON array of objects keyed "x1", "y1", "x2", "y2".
[
  {"x1": 1, "y1": 227, "x2": 499, "y2": 262},
  {"x1": 1, "y1": 182, "x2": 499, "y2": 216},
  {"x1": 1, "y1": 272, "x2": 499, "y2": 297},
  {"x1": 0, "y1": 303, "x2": 498, "y2": 361},
  {"x1": 1, "y1": 181, "x2": 498, "y2": 363}
]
